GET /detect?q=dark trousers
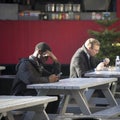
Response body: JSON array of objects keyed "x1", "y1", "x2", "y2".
[{"x1": 45, "y1": 95, "x2": 60, "y2": 114}]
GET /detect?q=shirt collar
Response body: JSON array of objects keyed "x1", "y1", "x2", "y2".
[{"x1": 84, "y1": 45, "x2": 90, "y2": 59}]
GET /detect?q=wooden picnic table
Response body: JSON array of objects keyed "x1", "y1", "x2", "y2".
[
  {"x1": 0, "y1": 75, "x2": 15, "y2": 79},
  {"x1": 27, "y1": 78, "x2": 120, "y2": 118},
  {"x1": 0, "y1": 96, "x2": 57, "y2": 120},
  {"x1": 85, "y1": 70, "x2": 120, "y2": 96},
  {"x1": 85, "y1": 70, "x2": 120, "y2": 78},
  {"x1": 0, "y1": 66, "x2": 5, "y2": 75}
]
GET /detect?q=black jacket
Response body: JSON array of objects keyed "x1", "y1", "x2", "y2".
[
  {"x1": 11, "y1": 58, "x2": 61, "y2": 95},
  {"x1": 70, "y1": 45, "x2": 100, "y2": 77}
]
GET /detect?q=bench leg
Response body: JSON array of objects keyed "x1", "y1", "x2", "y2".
[
  {"x1": 0, "y1": 112, "x2": 15, "y2": 120},
  {"x1": 102, "y1": 88, "x2": 118, "y2": 106},
  {"x1": 33, "y1": 110, "x2": 49, "y2": 120},
  {"x1": 7, "y1": 112, "x2": 15, "y2": 120},
  {"x1": 59, "y1": 95, "x2": 70, "y2": 115},
  {"x1": 23, "y1": 105, "x2": 49, "y2": 120},
  {"x1": 72, "y1": 90, "x2": 91, "y2": 115}
]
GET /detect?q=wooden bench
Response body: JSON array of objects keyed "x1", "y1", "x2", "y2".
[
  {"x1": 55, "y1": 105, "x2": 120, "y2": 120},
  {"x1": 92, "y1": 105, "x2": 120, "y2": 118},
  {"x1": 56, "y1": 114, "x2": 101, "y2": 120},
  {"x1": 0, "y1": 95, "x2": 57, "y2": 120},
  {"x1": 56, "y1": 105, "x2": 120, "y2": 120}
]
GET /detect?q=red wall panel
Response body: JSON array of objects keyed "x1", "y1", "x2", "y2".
[
  {"x1": 0, "y1": 20, "x2": 101, "y2": 64},
  {"x1": 117, "y1": 0, "x2": 120, "y2": 18}
]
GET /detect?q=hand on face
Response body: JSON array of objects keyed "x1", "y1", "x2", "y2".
[
  {"x1": 37, "y1": 50, "x2": 51, "y2": 63},
  {"x1": 42, "y1": 50, "x2": 58, "y2": 62}
]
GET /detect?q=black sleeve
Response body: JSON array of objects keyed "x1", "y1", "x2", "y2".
[
  {"x1": 16, "y1": 60, "x2": 49, "y2": 84},
  {"x1": 52, "y1": 62, "x2": 61, "y2": 75}
]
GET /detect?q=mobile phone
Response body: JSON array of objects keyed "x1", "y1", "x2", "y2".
[{"x1": 57, "y1": 72, "x2": 62, "y2": 77}]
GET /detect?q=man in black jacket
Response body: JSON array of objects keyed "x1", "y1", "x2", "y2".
[
  {"x1": 70, "y1": 38, "x2": 101, "y2": 78},
  {"x1": 11, "y1": 42, "x2": 61, "y2": 113}
]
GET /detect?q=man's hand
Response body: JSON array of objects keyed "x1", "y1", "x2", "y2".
[
  {"x1": 48, "y1": 74, "x2": 59, "y2": 83},
  {"x1": 44, "y1": 50, "x2": 58, "y2": 62}
]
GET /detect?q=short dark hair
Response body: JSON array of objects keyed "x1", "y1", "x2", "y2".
[{"x1": 35, "y1": 42, "x2": 51, "y2": 52}]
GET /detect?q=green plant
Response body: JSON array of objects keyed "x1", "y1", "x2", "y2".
[{"x1": 88, "y1": 19, "x2": 120, "y2": 65}]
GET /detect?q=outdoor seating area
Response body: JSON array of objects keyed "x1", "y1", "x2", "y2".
[
  {"x1": 0, "y1": 1, "x2": 120, "y2": 120},
  {"x1": 1, "y1": 64, "x2": 120, "y2": 120}
]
